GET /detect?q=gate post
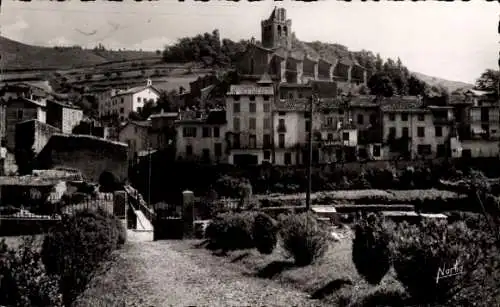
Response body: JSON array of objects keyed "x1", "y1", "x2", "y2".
[
  {"x1": 113, "y1": 191, "x2": 127, "y2": 219},
  {"x1": 182, "y1": 190, "x2": 195, "y2": 238}
]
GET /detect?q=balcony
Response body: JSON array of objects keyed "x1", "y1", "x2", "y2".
[{"x1": 277, "y1": 124, "x2": 287, "y2": 133}]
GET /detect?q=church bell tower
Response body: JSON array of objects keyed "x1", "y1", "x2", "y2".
[{"x1": 261, "y1": 7, "x2": 292, "y2": 50}]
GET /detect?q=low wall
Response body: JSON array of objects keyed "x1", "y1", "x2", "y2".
[{"x1": 37, "y1": 134, "x2": 128, "y2": 183}]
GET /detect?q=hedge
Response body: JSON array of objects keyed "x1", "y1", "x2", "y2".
[{"x1": 41, "y1": 208, "x2": 126, "y2": 306}]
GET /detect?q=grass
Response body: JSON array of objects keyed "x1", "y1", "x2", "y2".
[{"x1": 187, "y1": 227, "x2": 405, "y2": 306}]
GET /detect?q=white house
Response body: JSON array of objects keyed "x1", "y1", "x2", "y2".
[{"x1": 103, "y1": 79, "x2": 161, "y2": 122}]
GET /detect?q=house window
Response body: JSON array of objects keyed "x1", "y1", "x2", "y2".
[
  {"x1": 342, "y1": 132, "x2": 349, "y2": 141},
  {"x1": 417, "y1": 127, "x2": 425, "y2": 138},
  {"x1": 401, "y1": 113, "x2": 409, "y2": 121},
  {"x1": 402, "y1": 127, "x2": 409, "y2": 138},
  {"x1": 249, "y1": 118, "x2": 256, "y2": 130},
  {"x1": 357, "y1": 114, "x2": 364, "y2": 125},
  {"x1": 264, "y1": 150, "x2": 271, "y2": 160},
  {"x1": 263, "y1": 134, "x2": 271, "y2": 147},
  {"x1": 373, "y1": 145, "x2": 381, "y2": 157},
  {"x1": 298, "y1": 93, "x2": 303, "y2": 99},
  {"x1": 338, "y1": 109, "x2": 344, "y2": 115},
  {"x1": 249, "y1": 95, "x2": 256, "y2": 101},
  {"x1": 435, "y1": 126, "x2": 443, "y2": 137},
  {"x1": 234, "y1": 95, "x2": 240, "y2": 101},
  {"x1": 278, "y1": 134, "x2": 285, "y2": 148},
  {"x1": 120, "y1": 108, "x2": 124, "y2": 114},
  {"x1": 186, "y1": 145, "x2": 193, "y2": 156},
  {"x1": 213, "y1": 127, "x2": 220, "y2": 138},
  {"x1": 305, "y1": 120, "x2": 311, "y2": 133},
  {"x1": 389, "y1": 113, "x2": 395, "y2": 121},
  {"x1": 137, "y1": 97, "x2": 141, "y2": 103},
  {"x1": 369, "y1": 114, "x2": 377, "y2": 125},
  {"x1": 418, "y1": 113, "x2": 425, "y2": 121},
  {"x1": 284, "y1": 152, "x2": 292, "y2": 165},
  {"x1": 288, "y1": 93, "x2": 293, "y2": 99},
  {"x1": 249, "y1": 135, "x2": 257, "y2": 148},
  {"x1": 214, "y1": 143, "x2": 222, "y2": 157},
  {"x1": 263, "y1": 95, "x2": 270, "y2": 101},
  {"x1": 263, "y1": 117, "x2": 271, "y2": 130},
  {"x1": 327, "y1": 117, "x2": 333, "y2": 126},
  {"x1": 233, "y1": 103, "x2": 240, "y2": 113},
  {"x1": 17, "y1": 109, "x2": 23, "y2": 120},
  {"x1": 249, "y1": 103, "x2": 256, "y2": 113},
  {"x1": 183, "y1": 127, "x2": 197, "y2": 137},
  {"x1": 121, "y1": 98, "x2": 124, "y2": 103},
  {"x1": 263, "y1": 103, "x2": 270, "y2": 112},
  {"x1": 388, "y1": 127, "x2": 396, "y2": 138},
  {"x1": 233, "y1": 117, "x2": 240, "y2": 131},
  {"x1": 202, "y1": 127, "x2": 211, "y2": 138}
]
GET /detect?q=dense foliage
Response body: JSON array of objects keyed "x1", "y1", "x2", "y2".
[
  {"x1": 253, "y1": 213, "x2": 278, "y2": 254},
  {"x1": 205, "y1": 211, "x2": 257, "y2": 252},
  {"x1": 352, "y1": 213, "x2": 391, "y2": 285},
  {"x1": 162, "y1": 29, "x2": 249, "y2": 67},
  {"x1": 279, "y1": 213, "x2": 329, "y2": 266},
  {"x1": 41, "y1": 209, "x2": 126, "y2": 306},
  {"x1": 0, "y1": 237, "x2": 62, "y2": 307}
]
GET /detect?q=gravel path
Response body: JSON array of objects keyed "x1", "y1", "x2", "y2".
[{"x1": 76, "y1": 230, "x2": 326, "y2": 307}]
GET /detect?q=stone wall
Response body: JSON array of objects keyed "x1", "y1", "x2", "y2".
[
  {"x1": 36, "y1": 134, "x2": 129, "y2": 183},
  {"x1": 15, "y1": 119, "x2": 61, "y2": 154}
]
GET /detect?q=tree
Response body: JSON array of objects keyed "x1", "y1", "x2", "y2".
[
  {"x1": 368, "y1": 72, "x2": 395, "y2": 97},
  {"x1": 475, "y1": 69, "x2": 500, "y2": 96}
]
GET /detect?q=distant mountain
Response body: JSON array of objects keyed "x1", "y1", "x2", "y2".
[
  {"x1": 0, "y1": 35, "x2": 160, "y2": 71},
  {"x1": 411, "y1": 72, "x2": 474, "y2": 93}
]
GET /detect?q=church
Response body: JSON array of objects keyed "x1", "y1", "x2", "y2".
[{"x1": 234, "y1": 7, "x2": 370, "y2": 94}]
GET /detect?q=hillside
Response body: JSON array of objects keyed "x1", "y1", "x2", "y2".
[
  {"x1": 411, "y1": 72, "x2": 474, "y2": 93},
  {"x1": 0, "y1": 36, "x2": 159, "y2": 71}
]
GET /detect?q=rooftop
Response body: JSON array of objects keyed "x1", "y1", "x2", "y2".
[{"x1": 227, "y1": 85, "x2": 274, "y2": 96}]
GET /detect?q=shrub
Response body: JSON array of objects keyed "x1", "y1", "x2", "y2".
[
  {"x1": 205, "y1": 212, "x2": 257, "y2": 251},
  {"x1": 253, "y1": 212, "x2": 278, "y2": 254},
  {"x1": 390, "y1": 219, "x2": 472, "y2": 305},
  {"x1": 350, "y1": 286, "x2": 407, "y2": 307},
  {"x1": 0, "y1": 237, "x2": 63, "y2": 307},
  {"x1": 98, "y1": 171, "x2": 120, "y2": 193},
  {"x1": 41, "y1": 208, "x2": 126, "y2": 306},
  {"x1": 279, "y1": 213, "x2": 329, "y2": 266},
  {"x1": 352, "y1": 213, "x2": 392, "y2": 285}
]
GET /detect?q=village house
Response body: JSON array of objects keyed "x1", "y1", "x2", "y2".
[
  {"x1": 46, "y1": 100, "x2": 83, "y2": 134},
  {"x1": 381, "y1": 97, "x2": 458, "y2": 160},
  {"x1": 149, "y1": 111, "x2": 178, "y2": 150},
  {"x1": 118, "y1": 120, "x2": 152, "y2": 161},
  {"x1": 225, "y1": 76, "x2": 274, "y2": 165},
  {"x1": 102, "y1": 79, "x2": 160, "y2": 122},
  {"x1": 175, "y1": 109, "x2": 227, "y2": 163}
]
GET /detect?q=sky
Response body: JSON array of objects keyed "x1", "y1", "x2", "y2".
[{"x1": 0, "y1": 1, "x2": 498, "y2": 84}]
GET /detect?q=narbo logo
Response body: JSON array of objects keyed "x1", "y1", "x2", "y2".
[{"x1": 436, "y1": 259, "x2": 464, "y2": 284}]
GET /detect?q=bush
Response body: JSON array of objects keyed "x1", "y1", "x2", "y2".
[
  {"x1": 205, "y1": 212, "x2": 257, "y2": 251},
  {"x1": 352, "y1": 213, "x2": 392, "y2": 285},
  {"x1": 390, "y1": 220, "x2": 472, "y2": 305},
  {"x1": 98, "y1": 171, "x2": 120, "y2": 193},
  {"x1": 253, "y1": 213, "x2": 278, "y2": 254},
  {"x1": 279, "y1": 213, "x2": 329, "y2": 266},
  {"x1": 0, "y1": 237, "x2": 63, "y2": 306},
  {"x1": 41, "y1": 208, "x2": 126, "y2": 306},
  {"x1": 350, "y1": 286, "x2": 408, "y2": 307}
]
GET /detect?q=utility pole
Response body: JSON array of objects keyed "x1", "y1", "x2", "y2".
[{"x1": 305, "y1": 94, "x2": 316, "y2": 211}]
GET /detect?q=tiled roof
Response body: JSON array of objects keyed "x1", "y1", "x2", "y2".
[
  {"x1": 130, "y1": 121, "x2": 151, "y2": 128},
  {"x1": 149, "y1": 112, "x2": 179, "y2": 119},
  {"x1": 275, "y1": 99, "x2": 310, "y2": 112},
  {"x1": 349, "y1": 95, "x2": 378, "y2": 107},
  {"x1": 113, "y1": 85, "x2": 160, "y2": 97},
  {"x1": 7, "y1": 97, "x2": 47, "y2": 108},
  {"x1": 48, "y1": 99, "x2": 81, "y2": 110},
  {"x1": 227, "y1": 85, "x2": 274, "y2": 96},
  {"x1": 380, "y1": 96, "x2": 426, "y2": 112}
]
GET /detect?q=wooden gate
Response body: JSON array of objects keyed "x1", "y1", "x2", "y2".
[{"x1": 153, "y1": 202, "x2": 184, "y2": 240}]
